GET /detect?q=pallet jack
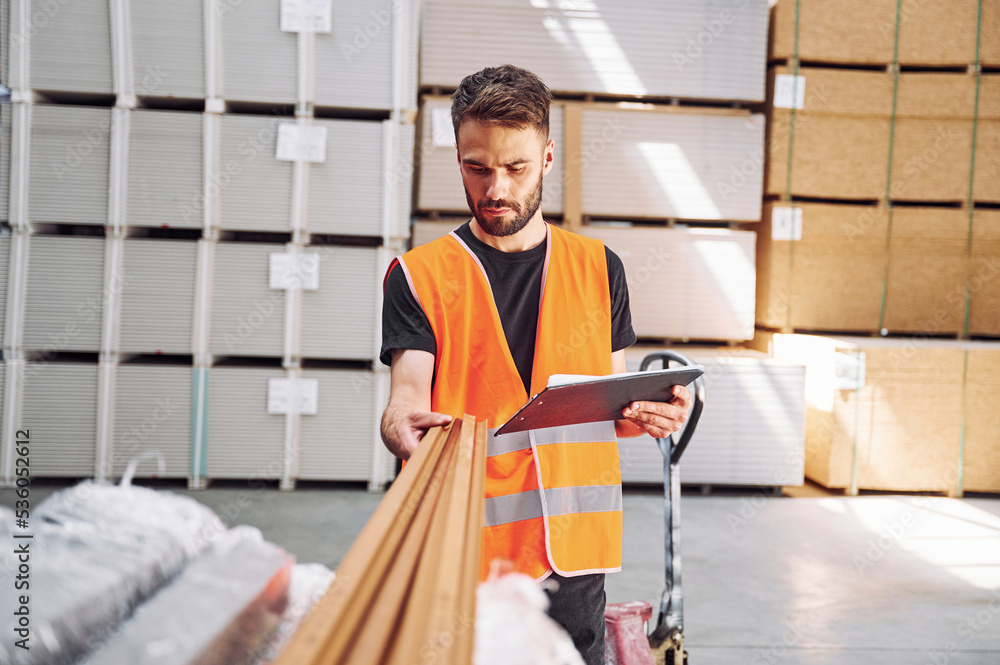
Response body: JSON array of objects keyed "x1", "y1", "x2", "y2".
[{"x1": 640, "y1": 351, "x2": 706, "y2": 665}]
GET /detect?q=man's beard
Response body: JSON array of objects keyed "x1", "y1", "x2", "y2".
[{"x1": 465, "y1": 173, "x2": 543, "y2": 238}]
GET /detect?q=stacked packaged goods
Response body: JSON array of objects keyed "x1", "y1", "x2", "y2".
[
  {"x1": 758, "y1": 1, "x2": 1000, "y2": 495},
  {"x1": 0, "y1": 0, "x2": 417, "y2": 490},
  {"x1": 415, "y1": 2, "x2": 789, "y2": 486},
  {"x1": 759, "y1": 332, "x2": 1000, "y2": 494},
  {"x1": 620, "y1": 346, "x2": 806, "y2": 487}
]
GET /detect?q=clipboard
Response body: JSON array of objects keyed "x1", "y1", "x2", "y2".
[{"x1": 494, "y1": 365, "x2": 705, "y2": 436}]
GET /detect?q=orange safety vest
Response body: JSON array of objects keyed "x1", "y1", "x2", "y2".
[{"x1": 394, "y1": 223, "x2": 623, "y2": 581}]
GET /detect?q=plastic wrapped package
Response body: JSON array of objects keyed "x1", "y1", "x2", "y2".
[
  {"x1": 248, "y1": 563, "x2": 335, "y2": 665},
  {"x1": 81, "y1": 526, "x2": 293, "y2": 665},
  {"x1": 0, "y1": 481, "x2": 224, "y2": 665},
  {"x1": 474, "y1": 571, "x2": 585, "y2": 665},
  {"x1": 604, "y1": 601, "x2": 654, "y2": 665}
]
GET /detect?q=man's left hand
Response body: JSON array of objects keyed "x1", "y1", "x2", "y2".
[{"x1": 617, "y1": 385, "x2": 693, "y2": 439}]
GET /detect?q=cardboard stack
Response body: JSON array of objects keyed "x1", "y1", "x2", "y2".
[
  {"x1": 759, "y1": 332, "x2": 1000, "y2": 494},
  {"x1": 758, "y1": 0, "x2": 1000, "y2": 494}
]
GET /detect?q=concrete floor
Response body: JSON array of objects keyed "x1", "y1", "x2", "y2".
[{"x1": 4, "y1": 480, "x2": 999, "y2": 664}]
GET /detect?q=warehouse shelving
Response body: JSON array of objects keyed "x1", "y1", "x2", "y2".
[{"x1": 0, "y1": 0, "x2": 420, "y2": 492}]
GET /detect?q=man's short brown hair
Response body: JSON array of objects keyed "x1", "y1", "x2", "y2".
[{"x1": 451, "y1": 65, "x2": 552, "y2": 141}]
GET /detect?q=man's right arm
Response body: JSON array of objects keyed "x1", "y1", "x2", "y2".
[{"x1": 380, "y1": 348, "x2": 452, "y2": 460}]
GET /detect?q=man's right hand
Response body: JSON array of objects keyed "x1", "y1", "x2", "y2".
[
  {"x1": 381, "y1": 407, "x2": 452, "y2": 460},
  {"x1": 380, "y1": 348, "x2": 445, "y2": 460}
]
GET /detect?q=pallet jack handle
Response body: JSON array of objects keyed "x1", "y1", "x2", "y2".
[
  {"x1": 639, "y1": 351, "x2": 705, "y2": 656},
  {"x1": 639, "y1": 351, "x2": 706, "y2": 466}
]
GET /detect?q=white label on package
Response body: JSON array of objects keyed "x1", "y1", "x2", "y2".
[
  {"x1": 774, "y1": 74, "x2": 806, "y2": 109},
  {"x1": 432, "y1": 107, "x2": 456, "y2": 147},
  {"x1": 270, "y1": 253, "x2": 320, "y2": 290},
  {"x1": 771, "y1": 207, "x2": 803, "y2": 241},
  {"x1": 268, "y1": 378, "x2": 319, "y2": 415},
  {"x1": 276, "y1": 124, "x2": 328, "y2": 163},
  {"x1": 834, "y1": 351, "x2": 866, "y2": 391},
  {"x1": 280, "y1": 0, "x2": 332, "y2": 33}
]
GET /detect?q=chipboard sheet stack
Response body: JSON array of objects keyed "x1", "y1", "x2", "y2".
[
  {"x1": 758, "y1": 203, "x2": 1000, "y2": 336},
  {"x1": 760, "y1": 332, "x2": 1000, "y2": 495},
  {"x1": 761, "y1": 0, "x2": 1000, "y2": 338},
  {"x1": 619, "y1": 346, "x2": 805, "y2": 487},
  {"x1": 758, "y1": 1, "x2": 1000, "y2": 497},
  {"x1": 0, "y1": 0, "x2": 419, "y2": 490}
]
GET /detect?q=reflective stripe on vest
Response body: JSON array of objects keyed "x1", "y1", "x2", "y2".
[
  {"x1": 485, "y1": 485, "x2": 623, "y2": 527},
  {"x1": 395, "y1": 223, "x2": 621, "y2": 580}
]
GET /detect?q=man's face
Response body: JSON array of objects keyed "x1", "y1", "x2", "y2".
[{"x1": 456, "y1": 121, "x2": 554, "y2": 238}]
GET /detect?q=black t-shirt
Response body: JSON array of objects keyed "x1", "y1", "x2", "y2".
[{"x1": 380, "y1": 222, "x2": 636, "y2": 393}]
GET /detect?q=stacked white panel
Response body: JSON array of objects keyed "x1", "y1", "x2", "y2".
[
  {"x1": 221, "y1": 0, "x2": 298, "y2": 104},
  {"x1": 29, "y1": 106, "x2": 111, "y2": 225},
  {"x1": 29, "y1": 0, "x2": 113, "y2": 94},
  {"x1": 119, "y1": 239, "x2": 197, "y2": 355},
  {"x1": 209, "y1": 242, "x2": 287, "y2": 357},
  {"x1": 219, "y1": 115, "x2": 293, "y2": 232},
  {"x1": 21, "y1": 362, "x2": 99, "y2": 476},
  {"x1": 207, "y1": 367, "x2": 286, "y2": 478},
  {"x1": 0, "y1": 0, "x2": 8, "y2": 90},
  {"x1": 300, "y1": 246, "x2": 378, "y2": 360},
  {"x1": 0, "y1": 235, "x2": 9, "y2": 348},
  {"x1": 0, "y1": 105, "x2": 9, "y2": 222},
  {"x1": 127, "y1": 110, "x2": 203, "y2": 229},
  {"x1": 411, "y1": 220, "x2": 461, "y2": 247},
  {"x1": 315, "y1": 0, "x2": 393, "y2": 110},
  {"x1": 420, "y1": 0, "x2": 768, "y2": 103},
  {"x1": 581, "y1": 109, "x2": 764, "y2": 222},
  {"x1": 584, "y1": 225, "x2": 756, "y2": 341},
  {"x1": 130, "y1": 0, "x2": 206, "y2": 99},
  {"x1": 396, "y1": 123, "x2": 416, "y2": 237},
  {"x1": 23, "y1": 236, "x2": 105, "y2": 352},
  {"x1": 307, "y1": 120, "x2": 385, "y2": 236},
  {"x1": 416, "y1": 97, "x2": 565, "y2": 215},
  {"x1": 298, "y1": 369, "x2": 376, "y2": 481},
  {"x1": 112, "y1": 364, "x2": 192, "y2": 479},
  {"x1": 619, "y1": 347, "x2": 806, "y2": 486}
]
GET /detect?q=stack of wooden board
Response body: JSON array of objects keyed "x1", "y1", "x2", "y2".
[
  {"x1": 757, "y1": 203, "x2": 1000, "y2": 335},
  {"x1": 760, "y1": 1, "x2": 1000, "y2": 339},
  {"x1": 765, "y1": 66, "x2": 1000, "y2": 203},
  {"x1": 758, "y1": 332, "x2": 1000, "y2": 495},
  {"x1": 769, "y1": 0, "x2": 1000, "y2": 68},
  {"x1": 276, "y1": 418, "x2": 487, "y2": 665}
]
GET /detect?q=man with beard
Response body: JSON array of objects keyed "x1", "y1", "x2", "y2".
[{"x1": 379, "y1": 65, "x2": 691, "y2": 664}]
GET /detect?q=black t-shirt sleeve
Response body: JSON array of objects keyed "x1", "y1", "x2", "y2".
[
  {"x1": 379, "y1": 261, "x2": 436, "y2": 366},
  {"x1": 606, "y1": 247, "x2": 636, "y2": 352}
]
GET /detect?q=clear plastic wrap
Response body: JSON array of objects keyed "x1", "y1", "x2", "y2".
[
  {"x1": 80, "y1": 526, "x2": 293, "y2": 665},
  {"x1": 474, "y1": 570, "x2": 585, "y2": 665},
  {"x1": 0, "y1": 481, "x2": 224, "y2": 665},
  {"x1": 247, "y1": 563, "x2": 335, "y2": 665}
]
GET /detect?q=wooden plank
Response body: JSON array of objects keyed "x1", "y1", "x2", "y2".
[{"x1": 274, "y1": 423, "x2": 452, "y2": 664}]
